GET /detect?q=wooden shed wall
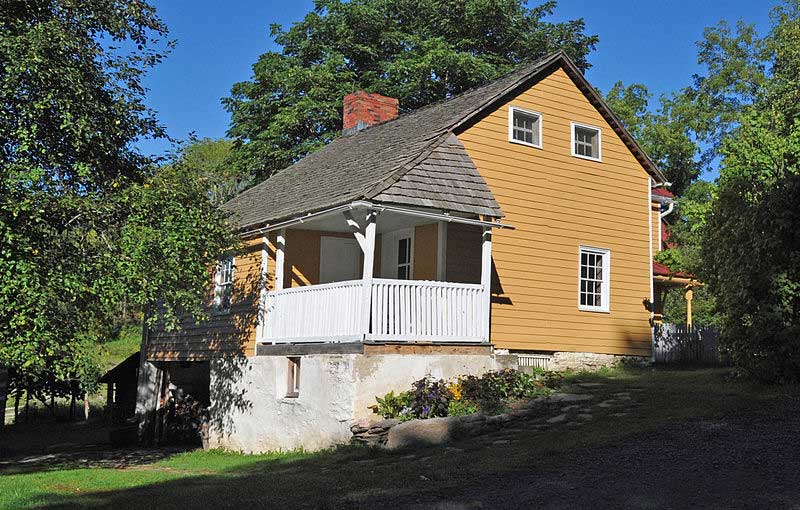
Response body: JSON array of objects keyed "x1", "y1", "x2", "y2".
[{"x1": 457, "y1": 66, "x2": 654, "y2": 356}]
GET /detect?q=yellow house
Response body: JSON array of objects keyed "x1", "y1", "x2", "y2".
[{"x1": 140, "y1": 51, "x2": 670, "y2": 452}]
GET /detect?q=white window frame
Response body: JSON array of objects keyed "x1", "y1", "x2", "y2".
[
  {"x1": 578, "y1": 246, "x2": 610, "y2": 313},
  {"x1": 508, "y1": 106, "x2": 543, "y2": 149},
  {"x1": 381, "y1": 228, "x2": 414, "y2": 280},
  {"x1": 286, "y1": 357, "x2": 300, "y2": 398},
  {"x1": 213, "y1": 256, "x2": 235, "y2": 314},
  {"x1": 571, "y1": 122, "x2": 602, "y2": 162}
]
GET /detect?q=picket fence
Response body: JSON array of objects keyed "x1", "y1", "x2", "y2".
[{"x1": 653, "y1": 324, "x2": 723, "y2": 364}]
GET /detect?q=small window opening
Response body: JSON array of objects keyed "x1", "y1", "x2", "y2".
[{"x1": 286, "y1": 357, "x2": 300, "y2": 398}]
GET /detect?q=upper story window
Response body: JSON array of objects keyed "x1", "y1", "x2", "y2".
[
  {"x1": 508, "y1": 106, "x2": 542, "y2": 149},
  {"x1": 572, "y1": 122, "x2": 602, "y2": 161},
  {"x1": 579, "y1": 247, "x2": 610, "y2": 312},
  {"x1": 213, "y1": 256, "x2": 235, "y2": 313}
]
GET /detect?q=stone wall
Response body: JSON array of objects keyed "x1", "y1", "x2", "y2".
[
  {"x1": 207, "y1": 351, "x2": 507, "y2": 453},
  {"x1": 548, "y1": 352, "x2": 648, "y2": 372}
]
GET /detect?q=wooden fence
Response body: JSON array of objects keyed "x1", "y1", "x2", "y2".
[{"x1": 653, "y1": 324, "x2": 723, "y2": 364}]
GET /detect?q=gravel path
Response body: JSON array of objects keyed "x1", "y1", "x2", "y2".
[{"x1": 395, "y1": 397, "x2": 800, "y2": 509}]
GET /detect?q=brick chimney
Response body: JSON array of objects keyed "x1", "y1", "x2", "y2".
[{"x1": 342, "y1": 91, "x2": 399, "y2": 134}]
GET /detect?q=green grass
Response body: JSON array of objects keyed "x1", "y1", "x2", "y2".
[
  {"x1": 0, "y1": 367, "x2": 793, "y2": 509},
  {"x1": 97, "y1": 323, "x2": 141, "y2": 372}
]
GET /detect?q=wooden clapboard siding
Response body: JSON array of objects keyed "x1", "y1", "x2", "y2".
[
  {"x1": 413, "y1": 223, "x2": 438, "y2": 280},
  {"x1": 147, "y1": 236, "x2": 266, "y2": 360},
  {"x1": 651, "y1": 201, "x2": 661, "y2": 256},
  {"x1": 457, "y1": 66, "x2": 653, "y2": 356},
  {"x1": 445, "y1": 223, "x2": 482, "y2": 284}
]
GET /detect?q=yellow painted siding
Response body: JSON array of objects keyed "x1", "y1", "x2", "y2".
[
  {"x1": 458, "y1": 66, "x2": 653, "y2": 356},
  {"x1": 147, "y1": 236, "x2": 265, "y2": 360}
]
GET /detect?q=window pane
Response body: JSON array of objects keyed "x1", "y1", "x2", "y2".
[
  {"x1": 512, "y1": 110, "x2": 540, "y2": 145},
  {"x1": 397, "y1": 265, "x2": 408, "y2": 280},
  {"x1": 574, "y1": 126, "x2": 599, "y2": 158},
  {"x1": 398, "y1": 238, "x2": 409, "y2": 264}
]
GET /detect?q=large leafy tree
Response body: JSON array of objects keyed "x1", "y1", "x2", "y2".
[
  {"x1": 225, "y1": 0, "x2": 599, "y2": 181},
  {"x1": 0, "y1": 2, "x2": 234, "y2": 405},
  {"x1": 698, "y1": 1, "x2": 800, "y2": 381}
]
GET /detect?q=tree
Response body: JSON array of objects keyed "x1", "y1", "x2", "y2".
[
  {"x1": 691, "y1": 1, "x2": 800, "y2": 381},
  {"x1": 225, "y1": 0, "x2": 599, "y2": 181},
  {"x1": 603, "y1": 82, "x2": 702, "y2": 196},
  {"x1": 173, "y1": 137, "x2": 251, "y2": 207},
  {"x1": 0, "y1": 2, "x2": 234, "y2": 409}
]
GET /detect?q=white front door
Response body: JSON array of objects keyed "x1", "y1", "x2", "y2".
[
  {"x1": 319, "y1": 236, "x2": 362, "y2": 283},
  {"x1": 381, "y1": 228, "x2": 414, "y2": 279}
]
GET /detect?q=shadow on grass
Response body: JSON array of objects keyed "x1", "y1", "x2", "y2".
[{"x1": 11, "y1": 367, "x2": 793, "y2": 510}]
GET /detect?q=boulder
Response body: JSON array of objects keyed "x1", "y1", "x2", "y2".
[
  {"x1": 547, "y1": 393, "x2": 594, "y2": 403},
  {"x1": 385, "y1": 417, "x2": 457, "y2": 449}
]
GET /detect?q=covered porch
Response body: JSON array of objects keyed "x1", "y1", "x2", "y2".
[{"x1": 251, "y1": 202, "x2": 510, "y2": 345}]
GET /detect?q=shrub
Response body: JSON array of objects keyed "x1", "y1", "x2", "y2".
[
  {"x1": 409, "y1": 377, "x2": 452, "y2": 419},
  {"x1": 370, "y1": 369, "x2": 563, "y2": 421},
  {"x1": 447, "y1": 399, "x2": 479, "y2": 416}
]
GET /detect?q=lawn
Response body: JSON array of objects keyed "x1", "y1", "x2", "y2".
[{"x1": 0, "y1": 366, "x2": 795, "y2": 509}]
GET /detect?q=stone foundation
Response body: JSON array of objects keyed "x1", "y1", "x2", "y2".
[
  {"x1": 207, "y1": 350, "x2": 509, "y2": 453},
  {"x1": 548, "y1": 351, "x2": 648, "y2": 372}
]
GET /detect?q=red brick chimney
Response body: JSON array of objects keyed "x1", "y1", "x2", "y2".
[{"x1": 342, "y1": 91, "x2": 399, "y2": 134}]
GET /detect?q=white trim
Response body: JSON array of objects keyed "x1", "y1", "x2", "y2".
[
  {"x1": 570, "y1": 122, "x2": 602, "y2": 162},
  {"x1": 255, "y1": 237, "x2": 269, "y2": 342},
  {"x1": 648, "y1": 179, "x2": 655, "y2": 360},
  {"x1": 508, "y1": 106, "x2": 543, "y2": 149},
  {"x1": 480, "y1": 228, "x2": 493, "y2": 341},
  {"x1": 239, "y1": 201, "x2": 513, "y2": 238},
  {"x1": 436, "y1": 221, "x2": 447, "y2": 281},
  {"x1": 274, "y1": 229, "x2": 286, "y2": 292},
  {"x1": 577, "y1": 245, "x2": 611, "y2": 313},
  {"x1": 381, "y1": 227, "x2": 414, "y2": 280},
  {"x1": 212, "y1": 256, "x2": 235, "y2": 314}
]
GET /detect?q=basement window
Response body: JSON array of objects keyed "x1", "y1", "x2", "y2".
[
  {"x1": 572, "y1": 123, "x2": 601, "y2": 161},
  {"x1": 286, "y1": 357, "x2": 300, "y2": 398},
  {"x1": 213, "y1": 256, "x2": 235, "y2": 313},
  {"x1": 579, "y1": 246, "x2": 610, "y2": 313},
  {"x1": 509, "y1": 106, "x2": 542, "y2": 148}
]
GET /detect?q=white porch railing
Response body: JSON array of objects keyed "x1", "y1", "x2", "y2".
[
  {"x1": 260, "y1": 278, "x2": 486, "y2": 344},
  {"x1": 369, "y1": 279, "x2": 484, "y2": 341},
  {"x1": 262, "y1": 279, "x2": 365, "y2": 343}
]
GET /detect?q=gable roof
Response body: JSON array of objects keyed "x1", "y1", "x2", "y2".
[{"x1": 224, "y1": 51, "x2": 667, "y2": 233}]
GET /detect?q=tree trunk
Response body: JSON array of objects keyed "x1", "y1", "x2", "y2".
[
  {"x1": 24, "y1": 392, "x2": 30, "y2": 424},
  {"x1": 13, "y1": 389, "x2": 21, "y2": 423},
  {"x1": 69, "y1": 393, "x2": 76, "y2": 421}
]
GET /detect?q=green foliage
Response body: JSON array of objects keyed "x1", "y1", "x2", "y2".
[
  {"x1": 225, "y1": 0, "x2": 598, "y2": 181},
  {"x1": 371, "y1": 369, "x2": 561, "y2": 419},
  {"x1": 409, "y1": 377, "x2": 452, "y2": 419},
  {"x1": 446, "y1": 399, "x2": 479, "y2": 417},
  {"x1": 691, "y1": 1, "x2": 800, "y2": 381},
  {"x1": 0, "y1": 2, "x2": 234, "y2": 403},
  {"x1": 369, "y1": 390, "x2": 412, "y2": 420},
  {"x1": 173, "y1": 137, "x2": 252, "y2": 207},
  {"x1": 603, "y1": 82, "x2": 701, "y2": 196}
]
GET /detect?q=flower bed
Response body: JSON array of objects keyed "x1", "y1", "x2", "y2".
[{"x1": 369, "y1": 369, "x2": 564, "y2": 421}]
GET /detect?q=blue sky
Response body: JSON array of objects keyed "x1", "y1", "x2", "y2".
[{"x1": 138, "y1": 0, "x2": 775, "y2": 157}]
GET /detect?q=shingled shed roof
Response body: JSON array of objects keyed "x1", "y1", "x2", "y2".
[{"x1": 223, "y1": 51, "x2": 667, "y2": 233}]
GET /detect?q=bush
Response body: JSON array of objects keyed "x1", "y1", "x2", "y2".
[
  {"x1": 371, "y1": 369, "x2": 562, "y2": 420},
  {"x1": 369, "y1": 390, "x2": 412, "y2": 420}
]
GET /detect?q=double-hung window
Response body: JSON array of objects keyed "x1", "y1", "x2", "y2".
[
  {"x1": 579, "y1": 247, "x2": 610, "y2": 312},
  {"x1": 213, "y1": 256, "x2": 235, "y2": 313},
  {"x1": 396, "y1": 236, "x2": 412, "y2": 280},
  {"x1": 509, "y1": 106, "x2": 542, "y2": 148},
  {"x1": 572, "y1": 122, "x2": 601, "y2": 161}
]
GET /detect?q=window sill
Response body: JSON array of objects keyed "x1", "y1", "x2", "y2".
[
  {"x1": 509, "y1": 138, "x2": 543, "y2": 150},
  {"x1": 578, "y1": 306, "x2": 610, "y2": 314},
  {"x1": 571, "y1": 153, "x2": 602, "y2": 163}
]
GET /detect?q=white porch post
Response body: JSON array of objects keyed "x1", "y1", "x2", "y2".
[
  {"x1": 275, "y1": 228, "x2": 286, "y2": 292},
  {"x1": 480, "y1": 227, "x2": 493, "y2": 342},
  {"x1": 255, "y1": 236, "x2": 269, "y2": 345},
  {"x1": 360, "y1": 211, "x2": 377, "y2": 337}
]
